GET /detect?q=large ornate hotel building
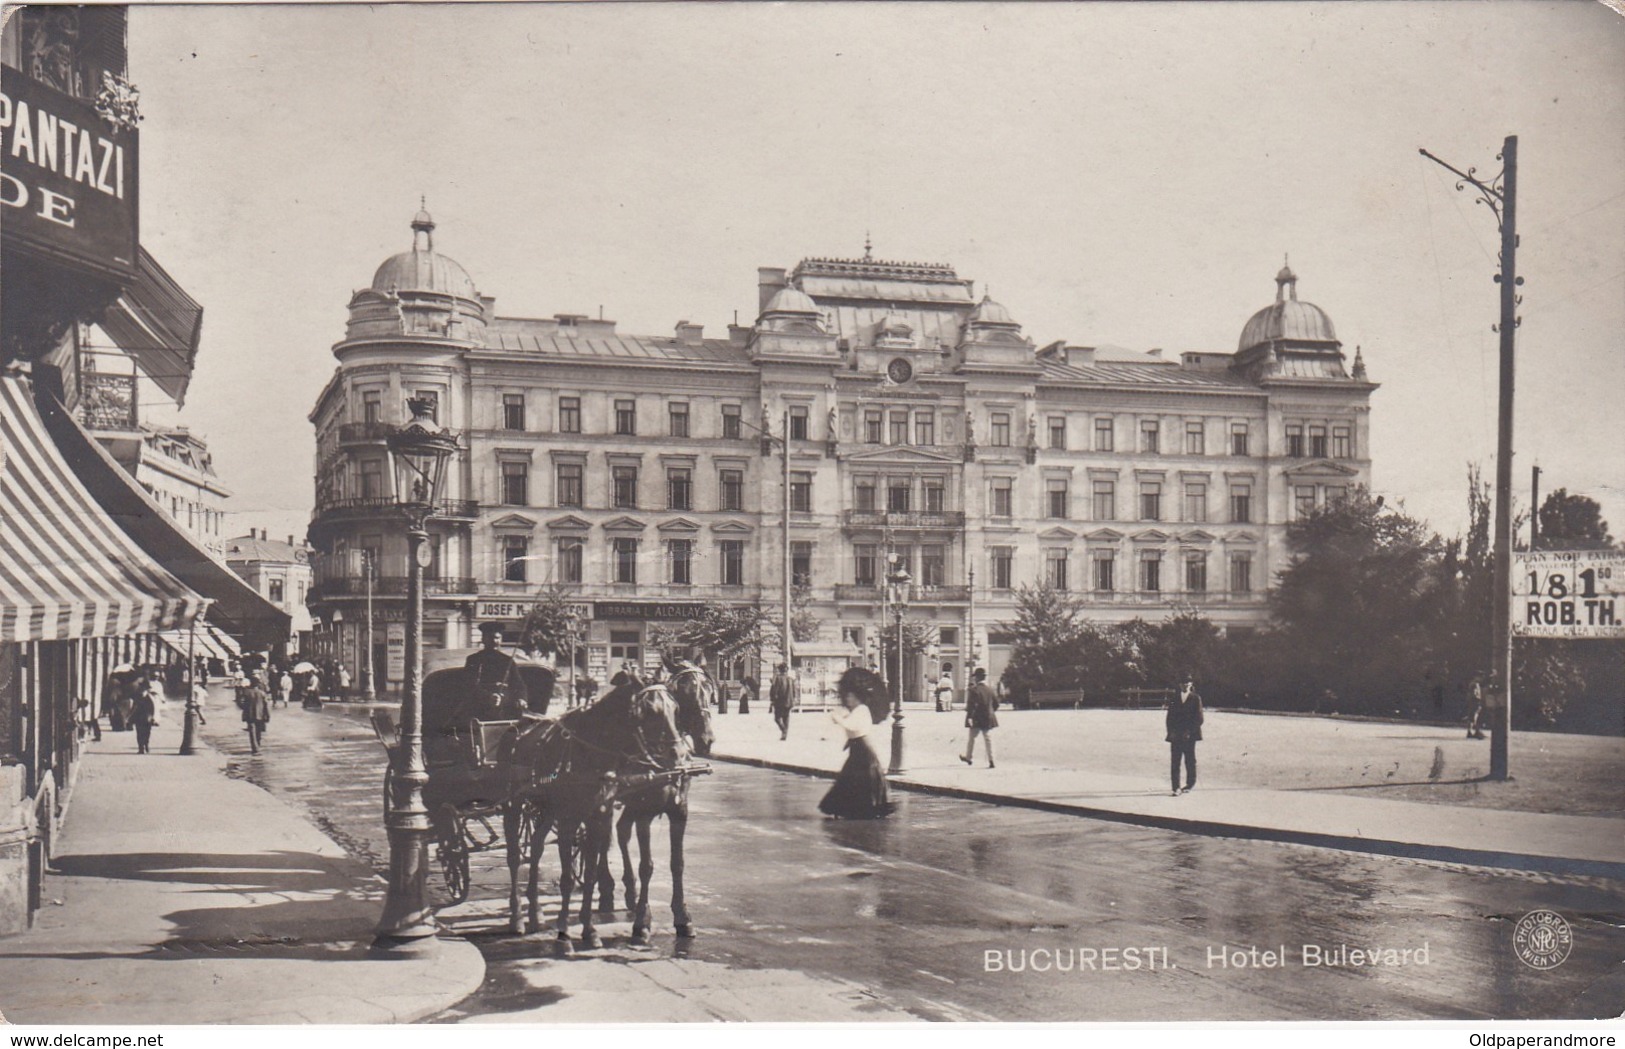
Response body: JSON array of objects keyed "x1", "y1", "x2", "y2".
[{"x1": 307, "y1": 210, "x2": 1375, "y2": 698}]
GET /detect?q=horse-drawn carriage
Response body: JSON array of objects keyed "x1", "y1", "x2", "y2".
[{"x1": 370, "y1": 649, "x2": 715, "y2": 947}]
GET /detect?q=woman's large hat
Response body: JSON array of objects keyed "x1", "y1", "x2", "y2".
[{"x1": 839, "y1": 666, "x2": 890, "y2": 724}]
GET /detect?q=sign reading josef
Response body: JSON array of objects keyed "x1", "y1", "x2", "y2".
[
  {"x1": 0, "y1": 66, "x2": 139, "y2": 281},
  {"x1": 1512, "y1": 550, "x2": 1624, "y2": 640}
]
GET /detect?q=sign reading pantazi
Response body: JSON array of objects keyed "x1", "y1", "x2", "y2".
[{"x1": 1511, "y1": 550, "x2": 1624, "y2": 639}]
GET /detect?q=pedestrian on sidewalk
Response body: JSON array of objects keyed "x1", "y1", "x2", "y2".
[
  {"x1": 337, "y1": 662, "x2": 351, "y2": 700},
  {"x1": 737, "y1": 674, "x2": 758, "y2": 714},
  {"x1": 1465, "y1": 674, "x2": 1486, "y2": 738},
  {"x1": 278, "y1": 670, "x2": 294, "y2": 710},
  {"x1": 818, "y1": 667, "x2": 895, "y2": 820},
  {"x1": 960, "y1": 668, "x2": 998, "y2": 768},
  {"x1": 1166, "y1": 675, "x2": 1203, "y2": 795},
  {"x1": 769, "y1": 663, "x2": 796, "y2": 740},
  {"x1": 130, "y1": 676, "x2": 159, "y2": 754},
  {"x1": 237, "y1": 677, "x2": 272, "y2": 754},
  {"x1": 934, "y1": 662, "x2": 956, "y2": 712}
]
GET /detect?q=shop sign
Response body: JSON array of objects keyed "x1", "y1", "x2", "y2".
[
  {"x1": 475, "y1": 598, "x2": 592, "y2": 622},
  {"x1": 0, "y1": 67, "x2": 138, "y2": 281},
  {"x1": 594, "y1": 600, "x2": 708, "y2": 622},
  {"x1": 385, "y1": 623, "x2": 406, "y2": 681},
  {"x1": 1512, "y1": 550, "x2": 1624, "y2": 640}
]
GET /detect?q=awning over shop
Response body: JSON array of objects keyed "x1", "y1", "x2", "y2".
[
  {"x1": 96, "y1": 247, "x2": 204, "y2": 408},
  {"x1": 155, "y1": 628, "x2": 231, "y2": 664},
  {"x1": 0, "y1": 374, "x2": 209, "y2": 642},
  {"x1": 207, "y1": 624, "x2": 241, "y2": 658},
  {"x1": 31, "y1": 374, "x2": 291, "y2": 649}
]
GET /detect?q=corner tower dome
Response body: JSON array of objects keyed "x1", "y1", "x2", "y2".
[
  {"x1": 370, "y1": 204, "x2": 480, "y2": 301},
  {"x1": 1237, "y1": 262, "x2": 1339, "y2": 353}
]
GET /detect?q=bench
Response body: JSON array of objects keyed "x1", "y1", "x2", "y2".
[{"x1": 1026, "y1": 689, "x2": 1086, "y2": 710}]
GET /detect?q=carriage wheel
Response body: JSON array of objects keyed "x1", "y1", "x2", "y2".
[{"x1": 435, "y1": 804, "x2": 471, "y2": 905}]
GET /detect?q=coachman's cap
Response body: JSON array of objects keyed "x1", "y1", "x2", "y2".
[{"x1": 478, "y1": 622, "x2": 505, "y2": 640}]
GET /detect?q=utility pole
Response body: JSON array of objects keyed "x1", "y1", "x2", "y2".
[
  {"x1": 362, "y1": 548, "x2": 377, "y2": 702},
  {"x1": 783, "y1": 409, "x2": 794, "y2": 672},
  {"x1": 1530, "y1": 465, "x2": 1541, "y2": 551},
  {"x1": 1420, "y1": 136, "x2": 1520, "y2": 780}
]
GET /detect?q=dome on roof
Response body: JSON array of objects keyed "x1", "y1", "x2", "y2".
[
  {"x1": 763, "y1": 285, "x2": 820, "y2": 315},
  {"x1": 1238, "y1": 265, "x2": 1338, "y2": 352},
  {"x1": 968, "y1": 294, "x2": 1016, "y2": 327},
  {"x1": 369, "y1": 207, "x2": 480, "y2": 301}
]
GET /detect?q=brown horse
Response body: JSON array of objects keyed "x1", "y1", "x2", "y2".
[
  {"x1": 500, "y1": 681, "x2": 688, "y2": 950},
  {"x1": 612, "y1": 661, "x2": 716, "y2": 943}
]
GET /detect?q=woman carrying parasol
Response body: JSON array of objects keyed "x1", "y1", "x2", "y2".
[{"x1": 817, "y1": 667, "x2": 896, "y2": 819}]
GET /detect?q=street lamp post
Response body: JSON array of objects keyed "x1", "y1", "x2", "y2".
[
  {"x1": 361, "y1": 549, "x2": 377, "y2": 703},
  {"x1": 886, "y1": 561, "x2": 912, "y2": 775},
  {"x1": 373, "y1": 397, "x2": 458, "y2": 954}
]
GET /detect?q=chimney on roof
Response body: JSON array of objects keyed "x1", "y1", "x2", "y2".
[
  {"x1": 757, "y1": 267, "x2": 788, "y2": 317},
  {"x1": 728, "y1": 323, "x2": 752, "y2": 346},
  {"x1": 288, "y1": 535, "x2": 295, "y2": 547},
  {"x1": 675, "y1": 320, "x2": 704, "y2": 344},
  {"x1": 1148, "y1": 347, "x2": 1164, "y2": 358}
]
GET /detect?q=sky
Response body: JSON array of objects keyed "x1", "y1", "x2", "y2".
[{"x1": 125, "y1": 1, "x2": 1625, "y2": 547}]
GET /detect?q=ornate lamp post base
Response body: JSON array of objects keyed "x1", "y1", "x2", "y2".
[
  {"x1": 888, "y1": 709, "x2": 906, "y2": 775},
  {"x1": 372, "y1": 817, "x2": 439, "y2": 955}
]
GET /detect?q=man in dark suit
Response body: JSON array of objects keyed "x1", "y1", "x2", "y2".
[
  {"x1": 960, "y1": 667, "x2": 998, "y2": 768},
  {"x1": 769, "y1": 663, "x2": 797, "y2": 740},
  {"x1": 464, "y1": 622, "x2": 522, "y2": 717},
  {"x1": 1166, "y1": 675, "x2": 1204, "y2": 796}
]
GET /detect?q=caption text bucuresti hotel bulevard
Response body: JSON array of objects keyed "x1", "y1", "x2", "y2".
[{"x1": 983, "y1": 941, "x2": 1436, "y2": 972}]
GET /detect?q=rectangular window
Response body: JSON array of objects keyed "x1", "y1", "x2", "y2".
[
  {"x1": 887, "y1": 481, "x2": 911, "y2": 513},
  {"x1": 613, "y1": 537, "x2": 639, "y2": 584},
  {"x1": 1047, "y1": 479, "x2": 1069, "y2": 519},
  {"x1": 1332, "y1": 426, "x2": 1351, "y2": 459},
  {"x1": 612, "y1": 466, "x2": 638, "y2": 509},
  {"x1": 1230, "y1": 554, "x2": 1253, "y2": 594},
  {"x1": 1049, "y1": 416, "x2": 1067, "y2": 450},
  {"x1": 991, "y1": 479, "x2": 1013, "y2": 518},
  {"x1": 923, "y1": 481, "x2": 945, "y2": 514},
  {"x1": 864, "y1": 410, "x2": 882, "y2": 444},
  {"x1": 359, "y1": 458, "x2": 384, "y2": 499},
  {"x1": 1230, "y1": 484, "x2": 1253, "y2": 524},
  {"x1": 1140, "y1": 482, "x2": 1162, "y2": 521},
  {"x1": 1325, "y1": 485, "x2": 1348, "y2": 506},
  {"x1": 503, "y1": 393, "x2": 526, "y2": 431},
  {"x1": 556, "y1": 463, "x2": 583, "y2": 508},
  {"x1": 414, "y1": 389, "x2": 439, "y2": 422},
  {"x1": 790, "y1": 471, "x2": 812, "y2": 513},
  {"x1": 669, "y1": 402, "x2": 689, "y2": 438},
  {"x1": 854, "y1": 544, "x2": 877, "y2": 586},
  {"x1": 1141, "y1": 555, "x2": 1162, "y2": 593},
  {"x1": 1140, "y1": 419, "x2": 1160, "y2": 454},
  {"x1": 1286, "y1": 423, "x2": 1304, "y2": 458},
  {"x1": 789, "y1": 405, "x2": 809, "y2": 441},
  {"x1": 1093, "y1": 480, "x2": 1116, "y2": 521},
  {"x1": 667, "y1": 467, "x2": 692, "y2": 511},
  {"x1": 362, "y1": 390, "x2": 382, "y2": 424},
  {"x1": 558, "y1": 396, "x2": 581, "y2": 434},
  {"x1": 921, "y1": 545, "x2": 946, "y2": 587},
  {"x1": 889, "y1": 411, "x2": 909, "y2": 446},
  {"x1": 1045, "y1": 550, "x2": 1069, "y2": 591},
  {"x1": 1185, "y1": 421, "x2": 1205, "y2": 456},
  {"x1": 503, "y1": 536, "x2": 529, "y2": 583},
  {"x1": 791, "y1": 541, "x2": 813, "y2": 587},
  {"x1": 1094, "y1": 416, "x2": 1114, "y2": 452},
  {"x1": 558, "y1": 537, "x2": 584, "y2": 584},
  {"x1": 721, "y1": 404, "x2": 742, "y2": 439},
  {"x1": 991, "y1": 548, "x2": 1014, "y2": 590},
  {"x1": 1295, "y1": 485, "x2": 1317, "y2": 519},
  {"x1": 1094, "y1": 555, "x2": 1115, "y2": 593},
  {"x1": 615, "y1": 399, "x2": 637, "y2": 436},
  {"x1": 915, "y1": 411, "x2": 935, "y2": 446},
  {"x1": 939, "y1": 627, "x2": 959, "y2": 647},
  {"x1": 855, "y1": 480, "x2": 877, "y2": 513},
  {"x1": 501, "y1": 461, "x2": 529, "y2": 506},
  {"x1": 1184, "y1": 483, "x2": 1208, "y2": 523},
  {"x1": 1231, "y1": 422, "x2": 1249, "y2": 457},
  {"x1": 720, "y1": 469, "x2": 744, "y2": 512},
  {"x1": 991, "y1": 412, "x2": 1011, "y2": 447},
  {"x1": 1186, "y1": 554, "x2": 1208, "y2": 593},
  {"x1": 268, "y1": 578, "x2": 284, "y2": 604},
  {"x1": 1309, "y1": 425, "x2": 1328, "y2": 459},
  {"x1": 668, "y1": 539, "x2": 692, "y2": 585}
]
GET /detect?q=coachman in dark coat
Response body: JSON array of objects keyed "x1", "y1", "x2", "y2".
[{"x1": 1166, "y1": 676, "x2": 1204, "y2": 796}]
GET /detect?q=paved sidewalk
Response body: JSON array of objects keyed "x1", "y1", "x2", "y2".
[
  {"x1": 0, "y1": 692, "x2": 484, "y2": 1025},
  {"x1": 711, "y1": 706, "x2": 1625, "y2": 879}
]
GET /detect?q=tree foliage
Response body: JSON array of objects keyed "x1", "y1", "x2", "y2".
[
  {"x1": 650, "y1": 604, "x2": 780, "y2": 660},
  {"x1": 1537, "y1": 488, "x2": 1615, "y2": 551},
  {"x1": 519, "y1": 586, "x2": 586, "y2": 656}
]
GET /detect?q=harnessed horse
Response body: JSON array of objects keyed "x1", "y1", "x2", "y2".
[
  {"x1": 498, "y1": 682, "x2": 688, "y2": 950},
  {"x1": 610, "y1": 663, "x2": 716, "y2": 943}
]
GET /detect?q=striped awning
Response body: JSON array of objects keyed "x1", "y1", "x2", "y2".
[
  {"x1": 0, "y1": 374, "x2": 209, "y2": 641},
  {"x1": 155, "y1": 628, "x2": 230, "y2": 663}
]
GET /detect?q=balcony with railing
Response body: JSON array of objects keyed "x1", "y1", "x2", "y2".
[
  {"x1": 336, "y1": 421, "x2": 397, "y2": 443},
  {"x1": 833, "y1": 583, "x2": 971, "y2": 604},
  {"x1": 842, "y1": 509, "x2": 966, "y2": 530},
  {"x1": 311, "y1": 495, "x2": 479, "y2": 521},
  {"x1": 309, "y1": 575, "x2": 477, "y2": 600}
]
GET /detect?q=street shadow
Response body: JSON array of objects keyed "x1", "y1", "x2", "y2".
[
  {"x1": 1289, "y1": 777, "x2": 1489, "y2": 792},
  {"x1": 51, "y1": 850, "x2": 371, "y2": 893}
]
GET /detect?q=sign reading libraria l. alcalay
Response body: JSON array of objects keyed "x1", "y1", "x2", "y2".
[{"x1": 1512, "y1": 550, "x2": 1625, "y2": 639}]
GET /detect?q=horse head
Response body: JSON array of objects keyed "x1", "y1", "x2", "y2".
[
  {"x1": 628, "y1": 683, "x2": 690, "y2": 769},
  {"x1": 667, "y1": 668, "x2": 715, "y2": 758}
]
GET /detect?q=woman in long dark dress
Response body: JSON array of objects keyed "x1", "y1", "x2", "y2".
[{"x1": 818, "y1": 667, "x2": 895, "y2": 819}]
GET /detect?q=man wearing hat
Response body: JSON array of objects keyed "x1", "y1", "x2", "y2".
[
  {"x1": 465, "y1": 622, "x2": 522, "y2": 716},
  {"x1": 960, "y1": 667, "x2": 998, "y2": 768}
]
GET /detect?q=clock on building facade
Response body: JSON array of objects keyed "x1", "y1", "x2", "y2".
[{"x1": 886, "y1": 357, "x2": 913, "y2": 384}]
